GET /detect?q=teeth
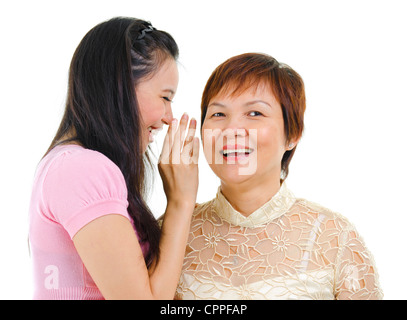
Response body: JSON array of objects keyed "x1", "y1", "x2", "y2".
[
  {"x1": 148, "y1": 127, "x2": 161, "y2": 134},
  {"x1": 223, "y1": 149, "x2": 253, "y2": 155}
]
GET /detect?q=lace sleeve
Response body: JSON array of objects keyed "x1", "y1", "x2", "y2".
[{"x1": 334, "y1": 222, "x2": 383, "y2": 300}]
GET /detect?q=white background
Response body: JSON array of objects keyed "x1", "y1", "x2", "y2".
[{"x1": 1, "y1": 0, "x2": 406, "y2": 300}]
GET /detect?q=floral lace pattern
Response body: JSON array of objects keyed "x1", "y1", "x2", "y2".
[{"x1": 176, "y1": 184, "x2": 383, "y2": 300}]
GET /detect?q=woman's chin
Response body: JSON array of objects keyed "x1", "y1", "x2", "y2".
[{"x1": 211, "y1": 164, "x2": 256, "y2": 185}]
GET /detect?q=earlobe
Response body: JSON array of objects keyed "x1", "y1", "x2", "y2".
[
  {"x1": 287, "y1": 136, "x2": 301, "y2": 150},
  {"x1": 288, "y1": 142, "x2": 295, "y2": 150}
]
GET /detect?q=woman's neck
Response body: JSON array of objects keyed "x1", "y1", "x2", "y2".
[
  {"x1": 56, "y1": 130, "x2": 81, "y2": 146},
  {"x1": 219, "y1": 173, "x2": 281, "y2": 217}
]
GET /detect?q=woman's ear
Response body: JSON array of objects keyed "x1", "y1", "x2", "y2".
[{"x1": 286, "y1": 137, "x2": 300, "y2": 150}]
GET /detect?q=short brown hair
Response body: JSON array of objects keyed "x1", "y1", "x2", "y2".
[{"x1": 201, "y1": 53, "x2": 306, "y2": 182}]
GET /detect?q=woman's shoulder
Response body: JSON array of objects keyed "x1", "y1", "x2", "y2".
[
  {"x1": 192, "y1": 199, "x2": 216, "y2": 215},
  {"x1": 184, "y1": 200, "x2": 217, "y2": 226},
  {"x1": 42, "y1": 144, "x2": 127, "y2": 198},
  {"x1": 291, "y1": 197, "x2": 356, "y2": 232},
  {"x1": 46, "y1": 144, "x2": 115, "y2": 168},
  {"x1": 42, "y1": 144, "x2": 122, "y2": 180},
  {"x1": 35, "y1": 144, "x2": 129, "y2": 239}
]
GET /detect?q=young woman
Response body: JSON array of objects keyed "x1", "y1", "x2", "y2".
[
  {"x1": 176, "y1": 53, "x2": 383, "y2": 300},
  {"x1": 28, "y1": 17, "x2": 199, "y2": 300}
]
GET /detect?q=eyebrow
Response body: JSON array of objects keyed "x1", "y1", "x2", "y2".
[
  {"x1": 208, "y1": 100, "x2": 272, "y2": 108},
  {"x1": 245, "y1": 100, "x2": 272, "y2": 108},
  {"x1": 162, "y1": 89, "x2": 176, "y2": 95}
]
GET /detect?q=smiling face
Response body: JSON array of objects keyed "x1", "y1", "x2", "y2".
[
  {"x1": 202, "y1": 82, "x2": 293, "y2": 186},
  {"x1": 136, "y1": 58, "x2": 179, "y2": 152}
]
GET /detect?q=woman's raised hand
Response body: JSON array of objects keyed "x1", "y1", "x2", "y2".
[{"x1": 158, "y1": 113, "x2": 199, "y2": 209}]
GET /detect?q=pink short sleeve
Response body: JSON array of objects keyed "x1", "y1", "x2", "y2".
[{"x1": 42, "y1": 147, "x2": 130, "y2": 239}]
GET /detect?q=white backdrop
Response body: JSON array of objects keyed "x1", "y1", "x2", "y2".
[{"x1": 1, "y1": 0, "x2": 406, "y2": 299}]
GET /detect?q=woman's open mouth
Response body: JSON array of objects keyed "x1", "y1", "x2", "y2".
[
  {"x1": 148, "y1": 126, "x2": 162, "y2": 143},
  {"x1": 221, "y1": 145, "x2": 254, "y2": 162}
]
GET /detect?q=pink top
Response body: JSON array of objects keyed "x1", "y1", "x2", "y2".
[{"x1": 29, "y1": 144, "x2": 147, "y2": 300}]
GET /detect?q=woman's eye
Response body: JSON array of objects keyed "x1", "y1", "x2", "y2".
[
  {"x1": 162, "y1": 97, "x2": 172, "y2": 102},
  {"x1": 211, "y1": 112, "x2": 225, "y2": 117},
  {"x1": 248, "y1": 111, "x2": 263, "y2": 116}
]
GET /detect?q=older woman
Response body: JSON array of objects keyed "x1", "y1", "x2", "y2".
[{"x1": 176, "y1": 53, "x2": 382, "y2": 300}]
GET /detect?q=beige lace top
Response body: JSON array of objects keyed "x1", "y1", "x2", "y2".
[{"x1": 175, "y1": 183, "x2": 383, "y2": 300}]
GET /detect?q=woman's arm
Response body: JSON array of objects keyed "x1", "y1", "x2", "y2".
[
  {"x1": 73, "y1": 203, "x2": 194, "y2": 299},
  {"x1": 73, "y1": 214, "x2": 154, "y2": 299},
  {"x1": 73, "y1": 115, "x2": 199, "y2": 299},
  {"x1": 334, "y1": 225, "x2": 383, "y2": 300}
]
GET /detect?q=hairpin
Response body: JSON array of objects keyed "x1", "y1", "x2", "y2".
[{"x1": 137, "y1": 24, "x2": 156, "y2": 40}]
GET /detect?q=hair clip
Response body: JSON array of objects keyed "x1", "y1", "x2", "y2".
[{"x1": 137, "y1": 25, "x2": 156, "y2": 40}]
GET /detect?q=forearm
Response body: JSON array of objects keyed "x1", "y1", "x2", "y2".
[
  {"x1": 148, "y1": 114, "x2": 198, "y2": 299},
  {"x1": 148, "y1": 201, "x2": 194, "y2": 299}
]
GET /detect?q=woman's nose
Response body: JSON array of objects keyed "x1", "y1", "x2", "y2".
[
  {"x1": 161, "y1": 104, "x2": 174, "y2": 125},
  {"x1": 223, "y1": 117, "x2": 248, "y2": 137}
]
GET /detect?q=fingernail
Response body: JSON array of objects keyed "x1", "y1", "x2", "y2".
[
  {"x1": 172, "y1": 118, "x2": 178, "y2": 126},
  {"x1": 182, "y1": 112, "x2": 188, "y2": 120}
]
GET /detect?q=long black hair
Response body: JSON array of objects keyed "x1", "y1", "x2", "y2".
[{"x1": 47, "y1": 17, "x2": 179, "y2": 267}]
